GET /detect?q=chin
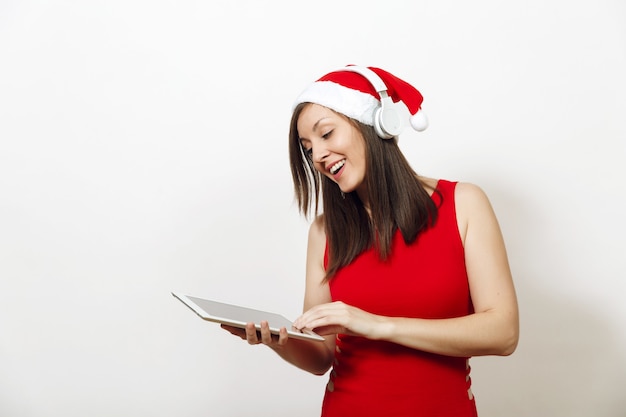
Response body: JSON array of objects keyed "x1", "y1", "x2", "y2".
[
  {"x1": 332, "y1": 176, "x2": 364, "y2": 195},
  {"x1": 337, "y1": 183, "x2": 356, "y2": 193}
]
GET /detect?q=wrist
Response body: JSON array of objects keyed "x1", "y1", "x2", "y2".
[{"x1": 373, "y1": 316, "x2": 396, "y2": 341}]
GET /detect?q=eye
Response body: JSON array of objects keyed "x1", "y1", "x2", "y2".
[{"x1": 322, "y1": 129, "x2": 333, "y2": 139}]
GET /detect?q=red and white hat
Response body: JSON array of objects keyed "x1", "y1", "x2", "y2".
[{"x1": 293, "y1": 65, "x2": 428, "y2": 133}]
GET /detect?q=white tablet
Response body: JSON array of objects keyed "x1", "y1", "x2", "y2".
[{"x1": 172, "y1": 292, "x2": 325, "y2": 342}]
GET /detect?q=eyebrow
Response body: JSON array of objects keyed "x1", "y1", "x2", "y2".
[
  {"x1": 313, "y1": 117, "x2": 333, "y2": 131},
  {"x1": 299, "y1": 117, "x2": 332, "y2": 142}
]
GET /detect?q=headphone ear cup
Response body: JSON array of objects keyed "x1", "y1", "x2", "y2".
[
  {"x1": 374, "y1": 107, "x2": 392, "y2": 139},
  {"x1": 375, "y1": 102, "x2": 404, "y2": 139}
]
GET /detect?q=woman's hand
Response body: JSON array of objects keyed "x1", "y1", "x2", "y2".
[
  {"x1": 293, "y1": 301, "x2": 387, "y2": 339},
  {"x1": 221, "y1": 321, "x2": 290, "y2": 349}
]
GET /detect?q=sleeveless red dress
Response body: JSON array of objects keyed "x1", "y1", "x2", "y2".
[{"x1": 322, "y1": 180, "x2": 478, "y2": 417}]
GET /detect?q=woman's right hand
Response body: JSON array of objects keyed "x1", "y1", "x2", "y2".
[
  {"x1": 222, "y1": 319, "x2": 334, "y2": 376},
  {"x1": 221, "y1": 321, "x2": 290, "y2": 349}
]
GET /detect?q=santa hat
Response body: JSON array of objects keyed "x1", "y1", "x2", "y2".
[{"x1": 293, "y1": 65, "x2": 428, "y2": 133}]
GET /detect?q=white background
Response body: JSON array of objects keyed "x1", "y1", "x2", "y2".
[{"x1": 1, "y1": 1, "x2": 624, "y2": 416}]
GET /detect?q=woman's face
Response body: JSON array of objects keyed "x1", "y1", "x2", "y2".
[{"x1": 297, "y1": 103, "x2": 368, "y2": 200}]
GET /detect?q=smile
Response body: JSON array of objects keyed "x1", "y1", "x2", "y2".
[{"x1": 329, "y1": 160, "x2": 345, "y2": 175}]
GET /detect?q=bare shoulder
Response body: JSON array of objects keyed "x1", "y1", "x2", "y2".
[
  {"x1": 453, "y1": 182, "x2": 498, "y2": 243},
  {"x1": 308, "y1": 214, "x2": 326, "y2": 244},
  {"x1": 454, "y1": 181, "x2": 492, "y2": 207}
]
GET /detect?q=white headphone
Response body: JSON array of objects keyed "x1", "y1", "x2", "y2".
[{"x1": 337, "y1": 66, "x2": 406, "y2": 140}]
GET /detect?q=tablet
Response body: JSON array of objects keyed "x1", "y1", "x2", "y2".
[{"x1": 172, "y1": 292, "x2": 325, "y2": 342}]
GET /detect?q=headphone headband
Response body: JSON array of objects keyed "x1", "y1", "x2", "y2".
[{"x1": 336, "y1": 66, "x2": 389, "y2": 97}]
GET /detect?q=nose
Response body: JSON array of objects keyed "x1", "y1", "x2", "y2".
[{"x1": 311, "y1": 141, "x2": 329, "y2": 163}]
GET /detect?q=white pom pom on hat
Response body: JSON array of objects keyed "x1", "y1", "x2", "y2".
[
  {"x1": 293, "y1": 65, "x2": 428, "y2": 133},
  {"x1": 410, "y1": 108, "x2": 429, "y2": 132}
]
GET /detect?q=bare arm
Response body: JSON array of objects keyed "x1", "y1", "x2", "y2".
[
  {"x1": 294, "y1": 183, "x2": 519, "y2": 358},
  {"x1": 223, "y1": 215, "x2": 335, "y2": 375}
]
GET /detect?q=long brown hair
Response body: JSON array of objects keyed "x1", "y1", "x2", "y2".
[{"x1": 289, "y1": 103, "x2": 439, "y2": 280}]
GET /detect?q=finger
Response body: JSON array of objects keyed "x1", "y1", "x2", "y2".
[
  {"x1": 312, "y1": 324, "x2": 345, "y2": 336},
  {"x1": 294, "y1": 302, "x2": 343, "y2": 329},
  {"x1": 297, "y1": 309, "x2": 337, "y2": 331},
  {"x1": 277, "y1": 327, "x2": 289, "y2": 346},
  {"x1": 245, "y1": 322, "x2": 260, "y2": 345},
  {"x1": 259, "y1": 321, "x2": 274, "y2": 344},
  {"x1": 293, "y1": 310, "x2": 317, "y2": 330},
  {"x1": 293, "y1": 305, "x2": 323, "y2": 329}
]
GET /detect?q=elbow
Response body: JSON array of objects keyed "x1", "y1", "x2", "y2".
[
  {"x1": 498, "y1": 340, "x2": 517, "y2": 356},
  {"x1": 490, "y1": 307, "x2": 519, "y2": 356},
  {"x1": 307, "y1": 361, "x2": 332, "y2": 376},
  {"x1": 497, "y1": 325, "x2": 519, "y2": 356},
  {"x1": 293, "y1": 360, "x2": 331, "y2": 376},
  {"x1": 477, "y1": 317, "x2": 519, "y2": 357},
  {"x1": 311, "y1": 368, "x2": 331, "y2": 376},
  {"x1": 306, "y1": 351, "x2": 334, "y2": 376}
]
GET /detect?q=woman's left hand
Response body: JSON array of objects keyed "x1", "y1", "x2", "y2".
[{"x1": 293, "y1": 301, "x2": 387, "y2": 339}]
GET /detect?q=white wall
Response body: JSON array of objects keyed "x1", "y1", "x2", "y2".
[{"x1": 1, "y1": 1, "x2": 624, "y2": 416}]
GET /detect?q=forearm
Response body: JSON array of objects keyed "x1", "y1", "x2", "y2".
[
  {"x1": 378, "y1": 310, "x2": 519, "y2": 357},
  {"x1": 270, "y1": 337, "x2": 335, "y2": 375}
]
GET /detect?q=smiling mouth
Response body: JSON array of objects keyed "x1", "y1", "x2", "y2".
[{"x1": 329, "y1": 160, "x2": 345, "y2": 175}]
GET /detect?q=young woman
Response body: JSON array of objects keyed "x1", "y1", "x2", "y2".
[{"x1": 222, "y1": 65, "x2": 519, "y2": 416}]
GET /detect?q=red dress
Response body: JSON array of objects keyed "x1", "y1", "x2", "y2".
[{"x1": 322, "y1": 180, "x2": 478, "y2": 417}]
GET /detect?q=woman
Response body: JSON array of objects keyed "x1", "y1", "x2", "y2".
[{"x1": 222, "y1": 65, "x2": 519, "y2": 416}]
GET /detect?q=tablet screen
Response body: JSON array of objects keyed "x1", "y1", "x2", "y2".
[{"x1": 172, "y1": 293, "x2": 324, "y2": 342}]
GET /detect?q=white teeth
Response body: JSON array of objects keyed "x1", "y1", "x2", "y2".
[{"x1": 330, "y1": 160, "x2": 345, "y2": 175}]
